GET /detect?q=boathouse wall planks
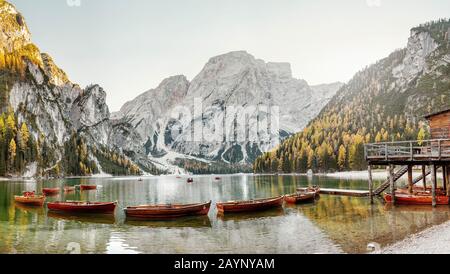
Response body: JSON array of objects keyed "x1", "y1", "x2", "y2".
[{"x1": 427, "y1": 110, "x2": 450, "y2": 140}]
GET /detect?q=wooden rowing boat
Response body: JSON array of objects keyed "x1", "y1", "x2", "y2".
[
  {"x1": 396, "y1": 187, "x2": 446, "y2": 196},
  {"x1": 64, "y1": 186, "x2": 76, "y2": 193},
  {"x1": 384, "y1": 193, "x2": 449, "y2": 205},
  {"x1": 284, "y1": 192, "x2": 316, "y2": 204},
  {"x1": 297, "y1": 186, "x2": 320, "y2": 194},
  {"x1": 47, "y1": 201, "x2": 117, "y2": 213},
  {"x1": 80, "y1": 185, "x2": 97, "y2": 191},
  {"x1": 216, "y1": 196, "x2": 284, "y2": 213},
  {"x1": 14, "y1": 192, "x2": 45, "y2": 206},
  {"x1": 42, "y1": 188, "x2": 60, "y2": 196},
  {"x1": 124, "y1": 201, "x2": 211, "y2": 219}
]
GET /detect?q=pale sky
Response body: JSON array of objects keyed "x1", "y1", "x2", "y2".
[{"x1": 9, "y1": 0, "x2": 450, "y2": 111}]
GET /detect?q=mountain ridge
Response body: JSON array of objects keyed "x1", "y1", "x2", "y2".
[{"x1": 112, "y1": 50, "x2": 343, "y2": 173}]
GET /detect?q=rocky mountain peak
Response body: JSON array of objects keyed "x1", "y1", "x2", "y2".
[
  {"x1": 156, "y1": 75, "x2": 190, "y2": 95},
  {"x1": 0, "y1": 1, "x2": 31, "y2": 53},
  {"x1": 41, "y1": 53, "x2": 70, "y2": 86}
]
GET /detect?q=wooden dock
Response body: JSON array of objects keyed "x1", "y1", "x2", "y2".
[
  {"x1": 318, "y1": 188, "x2": 370, "y2": 197},
  {"x1": 297, "y1": 187, "x2": 370, "y2": 197}
]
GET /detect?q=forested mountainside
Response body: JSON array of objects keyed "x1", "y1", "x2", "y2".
[
  {"x1": 0, "y1": 0, "x2": 160, "y2": 177},
  {"x1": 254, "y1": 19, "x2": 450, "y2": 173}
]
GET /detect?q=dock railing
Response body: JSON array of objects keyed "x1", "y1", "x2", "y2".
[{"x1": 364, "y1": 139, "x2": 450, "y2": 161}]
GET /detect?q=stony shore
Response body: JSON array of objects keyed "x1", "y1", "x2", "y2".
[{"x1": 378, "y1": 220, "x2": 450, "y2": 254}]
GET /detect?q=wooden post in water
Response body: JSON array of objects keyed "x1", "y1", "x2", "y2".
[
  {"x1": 407, "y1": 165, "x2": 413, "y2": 194},
  {"x1": 447, "y1": 166, "x2": 450, "y2": 197},
  {"x1": 389, "y1": 164, "x2": 395, "y2": 205},
  {"x1": 422, "y1": 165, "x2": 427, "y2": 189},
  {"x1": 368, "y1": 165, "x2": 374, "y2": 204},
  {"x1": 443, "y1": 166, "x2": 447, "y2": 193},
  {"x1": 431, "y1": 164, "x2": 437, "y2": 207}
]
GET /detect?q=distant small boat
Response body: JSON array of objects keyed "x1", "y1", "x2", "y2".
[
  {"x1": 80, "y1": 185, "x2": 97, "y2": 191},
  {"x1": 42, "y1": 188, "x2": 60, "y2": 196},
  {"x1": 187, "y1": 178, "x2": 194, "y2": 183},
  {"x1": 216, "y1": 196, "x2": 284, "y2": 214},
  {"x1": 64, "y1": 186, "x2": 76, "y2": 193},
  {"x1": 138, "y1": 178, "x2": 143, "y2": 182},
  {"x1": 47, "y1": 201, "x2": 117, "y2": 213},
  {"x1": 176, "y1": 176, "x2": 182, "y2": 179},
  {"x1": 215, "y1": 177, "x2": 221, "y2": 180},
  {"x1": 124, "y1": 201, "x2": 211, "y2": 219},
  {"x1": 384, "y1": 193, "x2": 449, "y2": 205},
  {"x1": 14, "y1": 192, "x2": 45, "y2": 206},
  {"x1": 284, "y1": 192, "x2": 316, "y2": 204}
]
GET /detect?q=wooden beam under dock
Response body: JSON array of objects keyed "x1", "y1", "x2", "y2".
[
  {"x1": 422, "y1": 165, "x2": 427, "y2": 189},
  {"x1": 432, "y1": 164, "x2": 437, "y2": 207},
  {"x1": 407, "y1": 165, "x2": 413, "y2": 194},
  {"x1": 368, "y1": 165, "x2": 374, "y2": 203},
  {"x1": 389, "y1": 164, "x2": 396, "y2": 205}
]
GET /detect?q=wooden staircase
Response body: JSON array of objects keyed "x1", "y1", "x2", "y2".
[
  {"x1": 412, "y1": 169, "x2": 431, "y2": 185},
  {"x1": 373, "y1": 166, "x2": 408, "y2": 195}
]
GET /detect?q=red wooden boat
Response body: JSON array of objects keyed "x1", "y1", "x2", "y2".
[
  {"x1": 124, "y1": 201, "x2": 211, "y2": 219},
  {"x1": 14, "y1": 192, "x2": 45, "y2": 206},
  {"x1": 80, "y1": 185, "x2": 97, "y2": 191},
  {"x1": 284, "y1": 192, "x2": 316, "y2": 204},
  {"x1": 216, "y1": 196, "x2": 284, "y2": 214},
  {"x1": 396, "y1": 187, "x2": 446, "y2": 196},
  {"x1": 384, "y1": 193, "x2": 449, "y2": 205},
  {"x1": 47, "y1": 201, "x2": 117, "y2": 213},
  {"x1": 42, "y1": 188, "x2": 60, "y2": 196}
]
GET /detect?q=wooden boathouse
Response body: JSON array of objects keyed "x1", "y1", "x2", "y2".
[{"x1": 364, "y1": 109, "x2": 450, "y2": 207}]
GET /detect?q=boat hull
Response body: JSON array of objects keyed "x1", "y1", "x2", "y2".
[
  {"x1": 42, "y1": 188, "x2": 60, "y2": 196},
  {"x1": 296, "y1": 186, "x2": 320, "y2": 194},
  {"x1": 125, "y1": 201, "x2": 211, "y2": 219},
  {"x1": 284, "y1": 192, "x2": 316, "y2": 204},
  {"x1": 47, "y1": 201, "x2": 117, "y2": 213},
  {"x1": 80, "y1": 185, "x2": 97, "y2": 191},
  {"x1": 216, "y1": 196, "x2": 284, "y2": 213},
  {"x1": 396, "y1": 187, "x2": 446, "y2": 196},
  {"x1": 64, "y1": 187, "x2": 76, "y2": 193},
  {"x1": 384, "y1": 193, "x2": 449, "y2": 205},
  {"x1": 14, "y1": 195, "x2": 45, "y2": 206}
]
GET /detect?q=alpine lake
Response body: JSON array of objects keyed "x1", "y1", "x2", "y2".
[{"x1": 1, "y1": 174, "x2": 449, "y2": 254}]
